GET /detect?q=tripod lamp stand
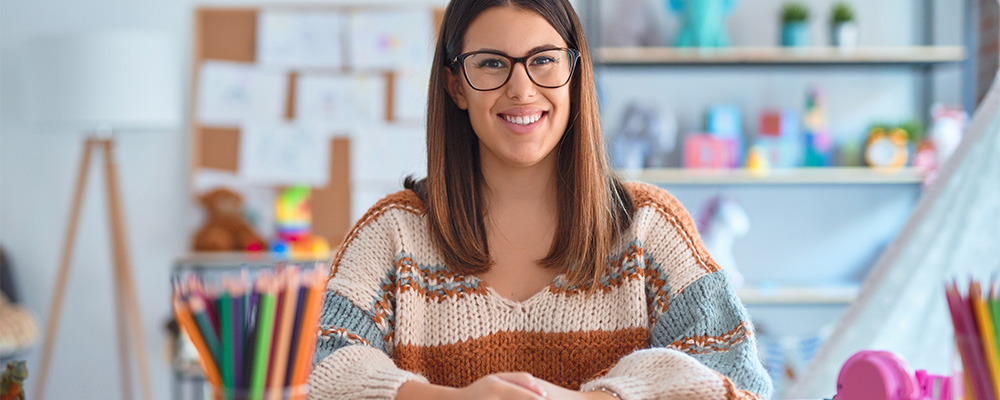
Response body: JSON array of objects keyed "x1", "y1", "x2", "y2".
[{"x1": 24, "y1": 30, "x2": 181, "y2": 400}]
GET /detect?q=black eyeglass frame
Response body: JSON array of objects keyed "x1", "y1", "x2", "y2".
[{"x1": 450, "y1": 47, "x2": 581, "y2": 91}]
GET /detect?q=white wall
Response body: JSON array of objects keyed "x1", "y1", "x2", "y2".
[{"x1": 0, "y1": 1, "x2": 970, "y2": 399}]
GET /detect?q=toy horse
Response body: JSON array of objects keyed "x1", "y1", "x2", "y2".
[
  {"x1": 698, "y1": 196, "x2": 748, "y2": 288},
  {"x1": 669, "y1": 0, "x2": 736, "y2": 48}
]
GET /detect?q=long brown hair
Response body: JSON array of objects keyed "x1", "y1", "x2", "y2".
[{"x1": 405, "y1": 0, "x2": 633, "y2": 289}]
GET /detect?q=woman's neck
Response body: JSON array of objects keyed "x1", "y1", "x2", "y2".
[{"x1": 479, "y1": 150, "x2": 559, "y2": 213}]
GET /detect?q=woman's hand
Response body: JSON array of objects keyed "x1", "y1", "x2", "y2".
[
  {"x1": 397, "y1": 374, "x2": 545, "y2": 400},
  {"x1": 502, "y1": 377, "x2": 617, "y2": 400},
  {"x1": 449, "y1": 372, "x2": 550, "y2": 400}
]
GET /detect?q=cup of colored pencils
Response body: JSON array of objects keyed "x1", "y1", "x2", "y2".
[
  {"x1": 172, "y1": 264, "x2": 329, "y2": 400},
  {"x1": 944, "y1": 277, "x2": 1000, "y2": 400}
]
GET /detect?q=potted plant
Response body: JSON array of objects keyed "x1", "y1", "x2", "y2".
[
  {"x1": 780, "y1": 3, "x2": 810, "y2": 47},
  {"x1": 830, "y1": 2, "x2": 859, "y2": 49}
]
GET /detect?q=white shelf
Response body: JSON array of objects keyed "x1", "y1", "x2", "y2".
[
  {"x1": 618, "y1": 167, "x2": 925, "y2": 185},
  {"x1": 596, "y1": 46, "x2": 966, "y2": 66},
  {"x1": 738, "y1": 284, "x2": 860, "y2": 305},
  {"x1": 174, "y1": 252, "x2": 334, "y2": 269}
]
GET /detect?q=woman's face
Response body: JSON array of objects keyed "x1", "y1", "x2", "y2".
[{"x1": 447, "y1": 6, "x2": 572, "y2": 170}]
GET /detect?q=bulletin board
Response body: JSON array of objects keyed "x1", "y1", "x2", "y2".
[{"x1": 189, "y1": 5, "x2": 444, "y2": 247}]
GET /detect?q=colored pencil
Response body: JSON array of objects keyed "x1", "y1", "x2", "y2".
[
  {"x1": 947, "y1": 282, "x2": 983, "y2": 400},
  {"x1": 284, "y1": 278, "x2": 309, "y2": 387},
  {"x1": 230, "y1": 279, "x2": 246, "y2": 389},
  {"x1": 219, "y1": 284, "x2": 235, "y2": 396},
  {"x1": 269, "y1": 267, "x2": 301, "y2": 400},
  {"x1": 172, "y1": 294, "x2": 223, "y2": 387},
  {"x1": 973, "y1": 281, "x2": 1000, "y2": 398},
  {"x1": 250, "y1": 274, "x2": 278, "y2": 399},
  {"x1": 266, "y1": 271, "x2": 286, "y2": 389},
  {"x1": 289, "y1": 265, "x2": 329, "y2": 393},
  {"x1": 948, "y1": 279, "x2": 996, "y2": 400},
  {"x1": 189, "y1": 295, "x2": 222, "y2": 364}
]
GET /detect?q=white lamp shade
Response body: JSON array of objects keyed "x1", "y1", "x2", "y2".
[{"x1": 25, "y1": 30, "x2": 182, "y2": 132}]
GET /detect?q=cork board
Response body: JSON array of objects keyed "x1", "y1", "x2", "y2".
[
  {"x1": 190, "y1": 5, "x2": 442, "y2": 247},
  {"x1": 190, "y1": 7, "x2": 355, "y2": 245}
]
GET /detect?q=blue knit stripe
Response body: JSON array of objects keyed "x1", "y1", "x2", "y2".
[
  {"x1": 395, "y1": 254, "x2": 486, "y2": 298},
  {"x1": 314, "y1": 291, "x2": 391, "y2": 364},
  {"x1": 648, "y1": 269, "x2": 772, "y2": 397}
]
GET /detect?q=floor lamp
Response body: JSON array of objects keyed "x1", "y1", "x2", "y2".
[{"x1": 24, "y1": 31, "x2": 181, "y2": 400}]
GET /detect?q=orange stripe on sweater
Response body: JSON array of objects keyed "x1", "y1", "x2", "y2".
[{"x1": 394, "y1": 327, "x2": 649, "y2": 390}]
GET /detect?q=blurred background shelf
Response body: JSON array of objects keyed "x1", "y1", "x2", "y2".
[
  {"x1": 596, "y1": 46, "x2": 967, "y2": 67},
  {"x1": 737, "y1": 284, "x2": 861, "y2": 305},
  {"x1": 618, "y1": 167, "x2": 925, "y2": 185}
]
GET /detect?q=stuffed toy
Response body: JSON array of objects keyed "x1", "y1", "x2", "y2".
[
  {"x1": 0, "y1": 361, "x2": 26, "y2": 400},
  {"x1": 192, "y1": 188, "x2": 265, "y2": 252}
]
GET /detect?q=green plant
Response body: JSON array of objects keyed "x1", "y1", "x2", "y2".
[
  {"x1": 781, "y1": 2, "x2": 809, "y2": 23},
  {"x1": 831, "y1": 2, "x2": 855, "y2": 24}
]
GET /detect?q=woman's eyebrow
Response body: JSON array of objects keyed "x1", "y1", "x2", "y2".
[{"x1": 472, "y1": 44, "x2": 562, "y2": 56}]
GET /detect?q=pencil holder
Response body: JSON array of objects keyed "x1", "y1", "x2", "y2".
[
  {"x1": 171, "y1": 264, "x2": 329, "y2": 400},
  {"x1": 207, "y1": 384, "x2": 309, "y2": 400}
]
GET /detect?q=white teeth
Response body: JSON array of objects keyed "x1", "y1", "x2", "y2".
[{"x1": 504, "y1": 113, "x2": 542, "y2": 126}]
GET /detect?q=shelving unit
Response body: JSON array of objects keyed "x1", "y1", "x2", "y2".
[
  {"x1": 581, "y1": 0, "x2": 974, "y2": 366},
  {"x1": 617, "y1": 167, "x2": 925, "y2": 185}
]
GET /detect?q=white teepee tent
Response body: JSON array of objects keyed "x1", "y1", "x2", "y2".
[{"x1": 785, "y1": 71, "x2": 1000, "y2": 398}]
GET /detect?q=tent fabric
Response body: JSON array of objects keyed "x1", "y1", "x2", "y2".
[{"x1": 785, "y1": 72, "x2": 1000, "y2": 399}]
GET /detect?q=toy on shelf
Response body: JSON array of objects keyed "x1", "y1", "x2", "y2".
[
  {"x1": 272, "y1": 185, "x2": 330, "y2": 260},
  {"x1": 697, "y1": 196, "x2": 747, "y2": 289},
  {"x1": 802, "y1": 87, "x2": 833, "y2": 167},
  {"x1": 921, "y1": 104, "x2": 969, "y2": 172},
  {"x1": 835, "y1": 350, "x2": 953, "y2": 400},
  {"x1": 864, "y1": 127, "x2": 910, "y2": 170},
  {"x1": 755, "y1": 109, "x2": 802, "y2": 168},
  {"x1": 610, "y1": 102, "x2": 678, "y2": 169},
  {"x1": 707, "y1": 104, "x2": 744, "y2": 167},
  {"x1": 192, "y1": 188, "x2": 266, "y2": 252},
  {"x1": 746, "y1": 145, "x2": 771, "y2": 176},
  {"x1": 669, "y1": 0, "x2": 736, "y2": 48},
  {"x1": 684, "y1": 134, "x2": 737, "y2": 168}
]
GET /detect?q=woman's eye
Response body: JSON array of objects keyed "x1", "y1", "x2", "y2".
[
  {"x1": 476, "y1": 58, "x2": 506, "y2": 69},
  {"x1": 531, "y1": 56, "x2": 556, "y2": 65}
]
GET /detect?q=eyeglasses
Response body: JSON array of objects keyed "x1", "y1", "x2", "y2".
[{"x1": 451, "y1": 48, "x2": 580, "y2": 91}]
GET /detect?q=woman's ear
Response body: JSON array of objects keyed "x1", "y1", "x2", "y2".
[{"x1": 445, "y1": 69, "x2": 469, "y2": 110}]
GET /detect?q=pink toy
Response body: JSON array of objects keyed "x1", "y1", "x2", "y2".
[
  {"x1": 684, "y1": 134, "x2": 737, "y2": 169},
  {"x1": 835, "y1": 350, "x2": 952, "y2": 400}
]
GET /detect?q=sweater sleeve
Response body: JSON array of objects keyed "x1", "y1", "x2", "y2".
[
  {"x1": 581, "y1": 183, "x2": 772, "y2": 400},
  {"x1": 308, "y1": 197, "x2": 427, "y2": 399}
]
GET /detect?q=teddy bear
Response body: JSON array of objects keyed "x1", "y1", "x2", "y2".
[{"x1": 192, "y1": 188, "x2": 265, "y2": 252}]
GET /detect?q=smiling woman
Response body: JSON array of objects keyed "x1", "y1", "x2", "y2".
[{"x1": 307, "y1": 1, "x2": 773, "y2": 399}]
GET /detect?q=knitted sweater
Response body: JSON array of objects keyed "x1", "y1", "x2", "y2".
[{"x1": 308, "y1": 181, "x2": 772, "y2": 400}]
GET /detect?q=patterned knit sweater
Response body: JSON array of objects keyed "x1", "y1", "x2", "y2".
[{"x1": 308, "y1": 181, "x2": 772, "y2": 400}]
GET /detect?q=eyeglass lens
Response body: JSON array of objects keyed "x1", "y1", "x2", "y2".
[{"x1": 462, "y1": 49, "x2": 575, "y2": 90}]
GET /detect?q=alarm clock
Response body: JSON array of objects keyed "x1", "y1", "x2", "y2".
[
  {"x1": 835, "y1": 350, "x2": 952, "y2": 400},
  {"x1": 864, "y1": 128, "x2": 909, "y2": 169}
]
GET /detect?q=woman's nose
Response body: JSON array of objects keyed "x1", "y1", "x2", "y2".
[{"x1": 505, "y1": 63, "x2": 536, "y2": 100}]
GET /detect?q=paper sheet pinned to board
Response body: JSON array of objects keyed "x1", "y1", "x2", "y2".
[
  {"x1": 257, "y1": 11, "x2": 345, "y2": 68},
  {"x1": 295, "y1": 74, "x2": 386, "y2": 133},
  {"x1": 239, "y1": 122, "x2": 331, "y2": 186},
  {"x1": 347, "y1": 10, "x2": 433, "y2": 70},
  {"x1": 197, "y1": 61, "x2": 288, "y2": 126},
  {"x1": 351, "y1": 125, "x2": 426, "y2": 183},
  {"x1": 393, "y1": 68, "x2": 430, "y2": 122}
]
